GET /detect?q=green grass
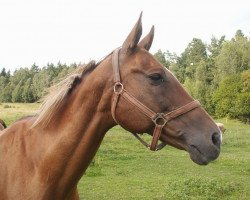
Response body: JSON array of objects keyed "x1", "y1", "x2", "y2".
[
  {"x1": 78, "y1": 122, "x2": 250, "y2": 200},
  {"x1": 0, "y1": 103, "x2": 40, "y2": 125},
  {"x1": 1, "y1": 104, "x2": 249, "y2": 199}
]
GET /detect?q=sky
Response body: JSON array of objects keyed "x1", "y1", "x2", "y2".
[{"x1": 0, "y1": 0, "x2": 249, "y2": 72}]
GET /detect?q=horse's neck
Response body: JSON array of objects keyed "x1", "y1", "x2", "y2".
[{"x1": 39, "y1": 60, "x2": 115, "y2": 197}]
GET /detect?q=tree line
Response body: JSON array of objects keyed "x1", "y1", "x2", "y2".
[
  {"x1": 0, "y1": 62, "x2": 78, "y2": 103},
  {"x1": 0, "y1": 30, "x2": 249, "y2": 122}
]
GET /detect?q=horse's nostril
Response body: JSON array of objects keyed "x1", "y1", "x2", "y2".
[{"x1": 212, "y1": 132, "x2": 221, "y2": 147}]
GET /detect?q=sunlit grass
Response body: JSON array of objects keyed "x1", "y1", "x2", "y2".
[
  {"x1": 79, "y1": 120, "x2": 250, "y2": 200},
  {"x1": 0, "y1": 103, "x2": 40, "y2": 125}
]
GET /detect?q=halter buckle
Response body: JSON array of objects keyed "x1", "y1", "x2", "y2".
[
  {"x1": 152, "y1": 113, "x2": 167, "y2": 126},
  {"x1": 114, "y1": 82, "x2": 124, "y2": 94}
]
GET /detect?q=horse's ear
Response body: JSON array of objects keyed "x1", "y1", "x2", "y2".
[
  {"x1": 138, "y1": 26, "x2": 154, "y2": 51},
  {"x1": 121, "y1": 12, "x2": 143, "y2": 55}
]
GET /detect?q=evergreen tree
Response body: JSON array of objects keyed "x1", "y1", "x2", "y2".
[
  {"x1": 0, "y1": 68, "x2": 7, "y2": 77},
  {"x1": 12, "y1": 81, "x2": 24, "y2": 102},
  {"x1": 22, "y1": 78, "x2": 35, "y2": 103},
  {"x1": 215, "y1": 30, "x2": 250, "y2": 84},
  {"x1": 154, "y1": 49, "x2": 170, "y2": 69}
]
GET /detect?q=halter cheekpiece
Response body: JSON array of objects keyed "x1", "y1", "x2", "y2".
[{"x1": 111, "y1": 48, "x2": 201, "y2": 151}]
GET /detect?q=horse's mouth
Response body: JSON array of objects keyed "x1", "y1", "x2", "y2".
[
  {"x1": 160, "y1": 130, "x2": 220, "y2": 165},
  {"x1": 188, "y1": 145, "x2": 210, "y2": 165}
]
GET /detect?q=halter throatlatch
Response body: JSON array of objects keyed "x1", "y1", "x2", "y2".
[{"x1": 111, "y1": 48, "x2": 201, "y2": 151}]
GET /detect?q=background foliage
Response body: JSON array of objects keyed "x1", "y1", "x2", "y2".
[
  {"x1": 0, "y1": 62, "x2": 78, "y2": 103},
  {"x1": 0, "y1": 30, "x2": 250, "y2": 121}
]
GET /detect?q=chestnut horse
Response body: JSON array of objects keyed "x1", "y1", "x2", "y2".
[
  {"x1": 0, "y1": 119, "x2": 6, "y2": 131},
  {"x1": 0, "y1": 14, "x2": 221, "y2": 200}
]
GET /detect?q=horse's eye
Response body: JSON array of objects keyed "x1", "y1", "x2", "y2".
[{"x1": 148, "y1": 73, "x2": 165, "y2": 85}]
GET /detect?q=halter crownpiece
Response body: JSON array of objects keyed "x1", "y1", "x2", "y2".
[{"x1": 111, "y1": 48, "x2": 201, "y2": 151}]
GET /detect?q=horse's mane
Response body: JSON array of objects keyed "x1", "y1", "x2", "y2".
[{"x1": 32, "y1": 60, "x2": 98, "y2": 128}]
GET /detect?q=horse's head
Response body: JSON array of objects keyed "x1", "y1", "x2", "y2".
[{"x1": 112, "y1": 13, "x2": 221, "y2": 165}]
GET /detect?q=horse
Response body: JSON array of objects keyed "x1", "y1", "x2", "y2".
[
  {"x1": 0, "y1": 119, "x2": 6, "y2": 131},
  {"x1": 0, "y1": 13, "x2": 221, "y2": 200}
]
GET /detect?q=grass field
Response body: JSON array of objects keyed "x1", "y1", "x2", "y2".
[{"x1": 0, "y1": 103, "x2": 249, "y2": 199}]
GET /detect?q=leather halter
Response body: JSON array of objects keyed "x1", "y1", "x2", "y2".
[{"x1": 111, "y1": 48, "x2": 201, "y2": 151}]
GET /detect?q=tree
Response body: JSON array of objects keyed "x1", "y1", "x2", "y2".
[
  {"x1": 30, "y1": 63, "x2": 40, "y2": 74},
  {"x1": 171, "y1": 56, "x2": 186, "y2": 83},
  {"x1": 0, "y1": 69, "x2": 11, "y2": 102},
  {"x1": 207, "y1": 35, "x2": 225, "y2": 85},
  {"x1": 2, "y1": 83, "x2": 12, "y2": 102},
  {"x1": 235, "y1": 29, "x2": 246, "y2": 40},
  {"x1": 12, "y1": 81, "x2": 24, "y2": 102},
  {"x1": 154, "y1": 49, "x2": 170, "y2": 69},
  {"x1": 213, "y1": 71, "x2": 250, "y2": 122},
  {"x1": 214, "y1": 30, "x2": 250, "y2": 84},
  {"x1": 0, "y1": 76, "x2": 7, "y2": 102},
  {"x1": 0, "y1": 68, "x2": 7, "y2": 77},
  {"x1": 22, "y1": 78, "x2": 35, "y2": 103},
  {"x1": 182, "y1": 38, "x2": 207, "y2": 79}
]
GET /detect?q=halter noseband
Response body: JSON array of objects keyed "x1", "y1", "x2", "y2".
[{"x1": 111, "y1": 48, "x2": 201, "y2": 151}]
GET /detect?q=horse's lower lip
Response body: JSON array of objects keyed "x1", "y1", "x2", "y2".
[{"x1": 188, "y1": 145, "x2": 209, "y2": 165}]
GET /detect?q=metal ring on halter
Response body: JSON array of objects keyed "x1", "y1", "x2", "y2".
[
  {"x1": 152, "y1": 113, "x2": 167, "y2": 126},
  {"x1": 114, "y1": 82, "x2": 124, "y2": 94}
]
